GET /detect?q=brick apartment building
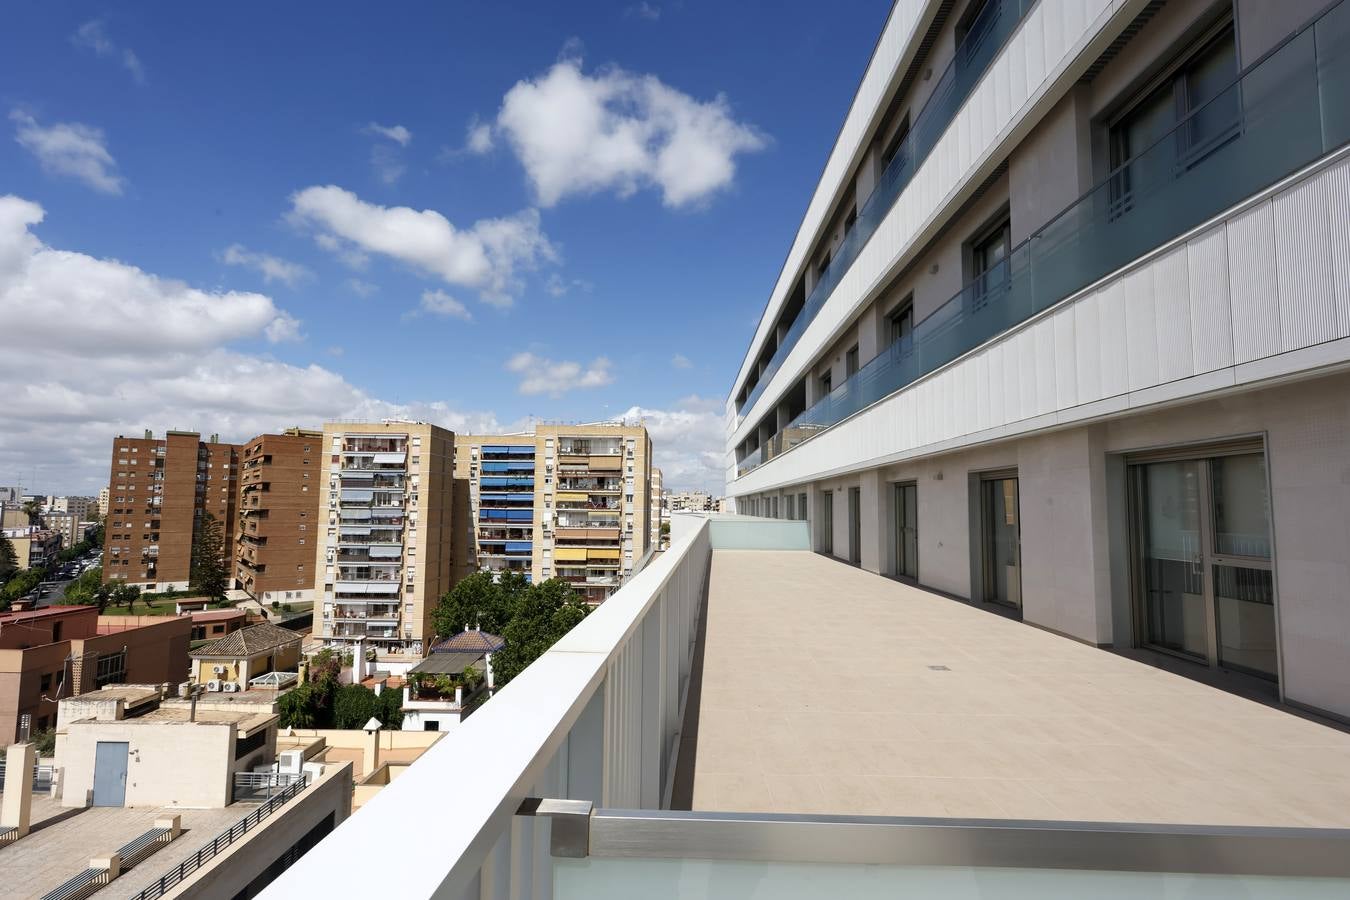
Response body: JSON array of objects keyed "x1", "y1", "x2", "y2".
[
  {"x1": 103, "y1": 430, "x2": 241, "y2": 590},
  {"x1": 237, "y1": 428, "x2": 323, "y2": 603},
  {"x1": 0, "y1": 605, "x2": 191, "y2": 740}
]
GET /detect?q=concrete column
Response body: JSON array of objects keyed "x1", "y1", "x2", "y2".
[
  {"x1": 1017, "y1": 428, "x2": 1114, "y2": 644},
  {"x1": 859, "y1": 470, "x2": 888, "y2": 575},
  {"x1": 2, "y1": 743, "x2": 36, "y2": 837},
  {"x1": 857, "y1": 303, "x2": 884, "y2": 364},
  {"x1": 362, "y1": 726, "x2": 381, "y2": 776}
]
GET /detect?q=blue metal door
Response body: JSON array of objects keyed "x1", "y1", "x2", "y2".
[{"x1": 92, "y1": 741, "x2": 129, "y2": 806}]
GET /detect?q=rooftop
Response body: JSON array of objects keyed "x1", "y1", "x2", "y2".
[
  {"x1": 430, "y1": 629, "x2": 504, "y2": 654},
  {"x1": 190, "y1": 621, "x2": 302, "y2": 658},
  {"x1": 687, "y1": 551, "x2": 1350, "y2": 826}
]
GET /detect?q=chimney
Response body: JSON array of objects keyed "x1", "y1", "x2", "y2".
[{"x1": 144, "y1": 429, "x2": 153, "y2": 440}]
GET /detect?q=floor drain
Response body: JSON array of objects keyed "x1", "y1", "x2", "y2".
[{"x1": 927, "y1": 665, "x2": 950, "y2": 671}]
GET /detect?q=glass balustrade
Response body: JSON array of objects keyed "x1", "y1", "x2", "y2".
[
  {"x1": 737, "y1": 0, "x2": 1036, "y2": 418},
  {"x1": 739, "y1": 3, "x2": 1350, "y2": 477}
]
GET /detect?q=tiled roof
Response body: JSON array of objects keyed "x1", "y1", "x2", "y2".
[
  {"x1": 190, "y1": 621, "x2": 301, "y2": 658},
  {"x1": 409, "y1": 651, "x2": 485, "y2": 675},
  {"x1": 431, "y1": 630, "x2": 505, "y2": 654}
]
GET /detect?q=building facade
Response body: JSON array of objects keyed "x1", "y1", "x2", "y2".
[
  {"x1": 453, "y1": 424, "x2": 654, "y2": 605},
  {"x1": 51, "y1": 495, "x2": 96, "y2": 521},
  {"x1": 1, "y1": 527, "x2": 61, "y2": 570},
  {"x1": 726, "y1": 0, "x2": 1350, "y2": 721},
  {"x1": 649, "y1": 467, "x2": 664, "y2": 550},
  {"x1": 667, "y1": 490, "x2": 715, "y2": 513},
  {"x1": 96, "y1": 485, "x2": 109, "y2": 518},
  {"x1": 0, "y1": 605, "x2": 191, "y2": 741},
  {"x1": 237, "y1": 428, "x2": 323, "y2": 603},
  {"x1": 103, "y1": 430, "x2": 241, "y2": 590},
  {"x1": 314, "y1": 422, "x2": 455, "y2": 656}
]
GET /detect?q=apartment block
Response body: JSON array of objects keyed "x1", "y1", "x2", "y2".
[
  {"x1": 103, "y1": 430, "x2": 241, "y2": 589},
  {"x1": 1, "y1": 527, "x2": 61, "y2": 570},
  {"x1": 50, "y1": 495, "x2": 96, "y2": 521},
  {"x1": 96, "y1": 485, "x2": 109, "y2": 518},
  {"x1": 315, "y1": 422, "x2": 455, "y2": 656},
  {"x1": 453, "y1": 424, "x2": 653, "y2": 605},
  {"x1": 649, "y1": 467, "x2": 664, "y2": 550},
  {"x1": 237, "y1": 428, "x2": 323, "y2": 603},
  {"x1": 0, "y1": 605, "x2": 190, "y2": 741},
  {"x1": 667, "y1": 489, "x2": 715, "y2": 513},
  {"x1": 726, "y1": 0, "x2": 1350, "y2": 721}
]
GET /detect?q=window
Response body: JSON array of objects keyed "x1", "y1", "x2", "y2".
[
  {"x1": 819, "y1": 371, "x2": 833, "y2": 396},
  {"x1": 817, "y1": 252, "x2": 831, "y2": 279},
  {"x1": 888, "y1": 297, "x2": 914, "y2": 348},
  {"x1": 843, "y1": 206, "x2": 857, "y2": 237},
  {"x1": 970, "y1": 216, "x2": 1011, "y2": 304},
  {"x1": 1108, "y1": 22, "x2": 1238, "y2": 216},
  {"x1": 845, "y1": 345, "x2": 860, "y2": 378},
  {"x1": 95, "y1": 651, "x2": 127, "y2": 687},
  {"x1": 40, "y1": 672, "x2": 53, "y2": 692}
]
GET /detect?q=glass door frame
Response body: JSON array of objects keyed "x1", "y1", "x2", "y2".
[
  {"x1": 978, "y1": 470, "x2": 1021, "y2": 611},
  {"x1": 894, "y1": 481, "x2": 918, "y2": 582},
  {"x1": 1125, "y1": 442, "x2": 1280, "y2": 681}
]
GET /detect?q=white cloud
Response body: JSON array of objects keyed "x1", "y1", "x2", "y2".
[
  {"x1": 466, "y1": 120, "x2": 494, "y2": 155},
  {"x1": 347, "y1": 278, "x2": 379, "y2": 297},
  {"x1": 71, "y1": 20, "x2": 146, "y2": 84},
  {"x1": 419, "y1": 288, "x2": 472, "y2": 321},
  {"x1": 364, "y1": 122, "x2": 412, "y2": 147},
  {"x1": 11, "y1": 110, "x2": 124, "y2": 195},
  {"x1": 544, "y1": 272, "x2": 593, "y2": 297},
  {"x1": 619, "y1": 395, "x2": 725, "y2": 493},
  {"x1": 0, "y1": 194, "x2": 503, "y2": 493},
  {"x1": 221, "y1": 243, "x2": 312, "y2": 287},
  {"x1": 289, "y1": 185, "x2": 556, "y2": 307},
  {"x1": 370, "y1": 143, "x2": 406, "y2": 184},
  {"x1": 488, "y1": 58, "x2": 765, "y2": 208},
  {"x1": 625, "y1": 2, "x2": 662, "y2": 20},
  {"x1": 671, "y1": 353, "x2": 692, "y2": 369},
  {"x1": 506, "y1": 352, "x2": 613, "y2": 397}
]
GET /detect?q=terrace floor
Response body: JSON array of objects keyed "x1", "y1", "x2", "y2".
[{"x1": 687, "y1": 550, "x2": 1350, "y2": 826}]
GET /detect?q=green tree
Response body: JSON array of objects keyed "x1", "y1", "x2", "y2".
[
  {"x1": 493, "y1": 578, "x2": 591, "y2": 686},
  {"x1": 111, "y1": 582, "x2": 141, "y2": 611},
  {"x1": 20, "y1": 499, "x2": 42, "y2": 527},
  {"x1": 189, "y1": 511, "x2": 230, "y2": 601},
  {"x1": 278, "y1": 682, "x2": 319, "y2": 729},
  {"x1": 377, "y1": 685, "x2": 403, "y2": 730},
  {"x1": 332, "y1": 683, "x2": 381, "y2": 729},
  {"x1": 62, "y1": 567, "x2": 108, "y2": 609},
  {"x1": 0, "y1": 534, "x2": 17, "y2": 581},
  {"x1": 430, "y1": 570, "x2": 525, "y2": 639}
]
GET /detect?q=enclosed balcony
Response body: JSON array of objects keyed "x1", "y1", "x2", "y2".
[{"x1": 271, "y1": 514, "x2": 1350, "y2": 899}]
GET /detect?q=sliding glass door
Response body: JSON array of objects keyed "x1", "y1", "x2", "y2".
[
  {"x1": 895, "y1": 483, "x2": 918, "y2": 580},
  {"x1": 1130, "y1": 451, "x2": 1277, "y2": 680},
  {"x1": 981, "y1": 476, "x2": 1021, "y2": 609}
]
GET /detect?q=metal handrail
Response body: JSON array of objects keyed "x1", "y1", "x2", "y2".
[{"x1": 128, "y1": 779, "x2": 304, "y2": 900}]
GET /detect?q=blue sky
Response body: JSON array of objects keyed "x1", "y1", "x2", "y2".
[{"x1": 0, "y1": 1, "x2": 888, "y2": 494}]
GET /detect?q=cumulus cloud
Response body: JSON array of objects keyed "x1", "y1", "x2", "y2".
[
  {"x1": 347, "y1": 278, "x2": 379, "y2": 297},
  {"x1": 625, "y1": 2, "x2": 662, "y2": 20},
  {"x1": 71, "y1": 20, "x2": 146, "y2": 84},
  {"x1": 221, "y1": 243, "x2": 312, "y2": 287},
  {"x1": 418, "y1": 288, "x2": 472, "y2": 321},
  {"x1": 544, "y1": 272, "x2": 593, "y2": 297},
  {"x1": 671, "y1": 353, "x2": 692, "y2": 369},
  {"x1": 11, "y1": 110, "x2": 124, "y2": 195},
  {"x1": 288, "y1": 185, "x2": 555, "y2": 307},
  {"x1": 506, "y1": 352, "x2": 613, "y2": 397},
  {"x1": 483, "y1": 58, "x2": 765, "y2": 208},
  {"x1": 466, "y1": 119, "x2": 494, "y2": 155},
  {"x1": 364, "y1": 122, "x2": 412, "y2": 147},
  {"x1": 0, "y1": 194, "x2": 502, "y2": 493},
  {"x1": 619, "y1": 395, "x2": 725, "y2": 493}
]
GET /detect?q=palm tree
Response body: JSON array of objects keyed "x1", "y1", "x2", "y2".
[{"x1": 20, "y1": 499, "x2": 42, "y2": 528}]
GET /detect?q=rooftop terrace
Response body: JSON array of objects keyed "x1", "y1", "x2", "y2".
[
  {"x1": 690, "y1": 550, "x2": 1350, "y2": 825},
  {"x1": 266, "y1": 516, "x2": 1350, "y2": 899}
]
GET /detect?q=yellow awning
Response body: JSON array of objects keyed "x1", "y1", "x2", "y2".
[
  {"x1": 557, "y1": 492, "x2": 589, "y2": 502},
  {"x1": 588, "y1": 548, "x2": 621, "y2": 560},
  {"x1": 554, "y1": 547, "x2": 588, "y2": 561}
]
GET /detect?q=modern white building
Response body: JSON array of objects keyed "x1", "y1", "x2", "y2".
[
  {"x1": 264, "y1": 3, "x2": 1350, "y2": 898},
  {"x1": 723, "y1": 0, "x2": 1350, "y2": 723}
]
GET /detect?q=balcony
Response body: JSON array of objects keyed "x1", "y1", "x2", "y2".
[
  {"x1": 738, "y1": 4, "x2": 1350, "y2": 477},
  {"x1": 271, "y1": 514, "x2": 1350, "y2": 898},
  {"x1": 736, "y1": 0, "x2": 1037, "y2": 421}
]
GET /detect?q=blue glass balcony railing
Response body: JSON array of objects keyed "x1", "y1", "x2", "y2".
[
  {"x1": 737, "y1": 0, "x2": 1350, "y2": 477},
  {"x1": 737, "y1": 0, "x2": 1037, "y2": 418}
]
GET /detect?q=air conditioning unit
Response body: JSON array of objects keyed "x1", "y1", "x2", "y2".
[
  {"x1": 212, "y1": 665, "x2": 226, "y2": 675},
  {"x1": 223, "y1": 682, "x2": 239, "y2": 693},
  {"x1": 206, "y1": 679, "x2": 221, "y2": 692}
]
